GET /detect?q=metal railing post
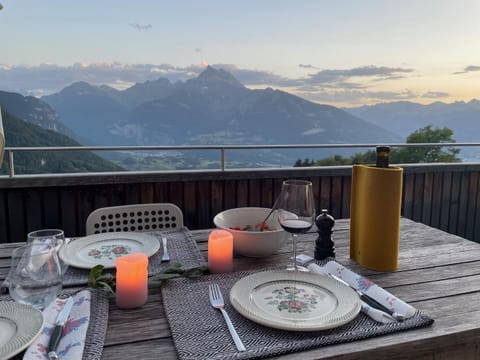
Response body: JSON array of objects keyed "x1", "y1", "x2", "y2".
[{"x1": 8, "y1": 149, "x2": 14, "y2": 177}]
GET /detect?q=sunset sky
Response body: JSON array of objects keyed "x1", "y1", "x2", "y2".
[{"x1": 1, "y1": 0, "x2": 479, "y2": 107}]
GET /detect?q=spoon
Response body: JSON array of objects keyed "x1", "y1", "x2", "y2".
[{"x1": 259, "y1": 195, "x2": 281, "y2": 231}]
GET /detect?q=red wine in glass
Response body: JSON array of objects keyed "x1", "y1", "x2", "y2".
[{"x1": 277, "y1": 179, "x2": 315, "y2": 271}]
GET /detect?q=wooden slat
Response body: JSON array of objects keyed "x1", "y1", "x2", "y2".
[
  {"x1": 430, "y1": 172, "x2": 443, "y2": 228},
  {"x1": 439, "y1": 171, "x2": 452, "y2": 233},
  {"x1": 168, "y1": 182, "x2": 184, "y2": 211},
  {"x1": 465, "y1": 171, "x2": 478, "y2": 240},
  {"x1": 341, "y1": 176, "x2": 351, "y2": 218},
  {"x1": 320, "y1": 176, "x2": 331, "y2": 214},
  {"x1": 223, "y1": 180, "x2": 236, "y2": 209},
  {"x1": 330, "y1": 175, "x2": 342, "y2": 219},
  {"x1": 197, "y1": 180, "x2": 210, "y2": 228},
  {"x1": 0, "y1": 191, "x2": 8, "y2": 242},
  {"x1": 449, "y1": 171, "x2": 462, "y2": 234},
  {"x1": 24, "y1": 189, "x2": 42, "y2": 232},
  {"x1": 248, "y1": 178, "x2": 261, "y2": 207},
  {"x1": 413, "y1": 172, "x2": 425, "y2": 221},
  {"x1": 421, "y1": 172, "x2": 433, "y2": 224},
  {"x1": 59, "y1": 188, "x2": 78, "y2": 237},
  {"x1": 7, "y1": 190, "x2": 25, "y2": 243},
  {"x1": 457, "y1": 171, "x2": 471, "y2": 238},
  {"x1": 183, "y1": 181, "x2": 197, "y2": 228},
  {"x1": 402, "y1": 173, "x2": 414, "y2": 218},
  {"x1": 236, "y1": 180, "x2": 248, "y2": 207},
  {"x1": 474, "y1": 175, "x2": 480, "y2": 242}
]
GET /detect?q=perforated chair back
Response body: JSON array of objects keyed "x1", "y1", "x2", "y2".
[{"x1": 86, "y1": 203, "x2": 184, "y2": 235}]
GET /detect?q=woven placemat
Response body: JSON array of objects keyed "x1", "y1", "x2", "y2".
[
  {"x1": 1, "y1": 288, "x2": 109, "y2": 360},
  {"x1": 63, "y1": 227, "x2": 205, "y2": 286},
  {"x1": 162, "y1": 270, "x2": 434, "y2": 360}
]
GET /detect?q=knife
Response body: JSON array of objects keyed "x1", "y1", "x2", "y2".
[
  {"x1": 328, "y1": 273, "x2": 404, "y2": 321},
  {"x1": 47, "y1": 296, "x2": 74, "y2": 359}
]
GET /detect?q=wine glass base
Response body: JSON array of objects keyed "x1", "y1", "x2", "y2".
[{"x1": 286, "y1": 265, "x2": 309, "y2": 272}]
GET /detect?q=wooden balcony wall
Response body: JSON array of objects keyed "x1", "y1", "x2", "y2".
[{"x1": 0, "y1": 163, "x2": 479, "y2": 244}]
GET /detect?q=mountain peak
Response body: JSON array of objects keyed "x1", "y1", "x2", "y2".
[{"x1": 195, "y1": 66, "x2": 244, "y2": 88}]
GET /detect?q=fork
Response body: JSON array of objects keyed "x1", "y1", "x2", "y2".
[
  {"x1": 161, "y1": 237, "x2": 170, "y2": 262},
  {"x1": 208, "y1": 284, "x2": 246, "y2": 352}
]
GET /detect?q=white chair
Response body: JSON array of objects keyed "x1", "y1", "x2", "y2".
[{"x1": 86, "y1": 203, "x2": 184, "y2": 235}]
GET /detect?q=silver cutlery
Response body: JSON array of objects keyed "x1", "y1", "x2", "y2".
[
  {"x1": 328, "y1": 273, "x2": 405, "y2": 322},
  {"x1": 48, "y1": 296, "x2": 74, "y2": 359},
  {"x1": 161, "y1": 237, "x2": 170, "y2": 262},
  {"x1": 208, "y1": 284, "x2": 246, "y2": 352}
]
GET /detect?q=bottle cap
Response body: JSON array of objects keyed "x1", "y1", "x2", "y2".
[{"x1": 376, "y1": 146, "x2": 390, "y2": 153}]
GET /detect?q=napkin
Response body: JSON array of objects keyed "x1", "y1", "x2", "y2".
[
  {"x1": 23, "y1": 289, "x2": 91, "y2": 360},
  {"x1": 297, "y1": 255, "x2": 416, "y2": 320},
  {"x1": 350, "y1": 164, "x2": 403, "y2": 271}
]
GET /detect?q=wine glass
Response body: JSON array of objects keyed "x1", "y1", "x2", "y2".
[
  {"x1": 27, "y1": 229, "x2": 68, "y2": 275},
  {"x1": 7, "y1": 243, "x2": 62, "y2": 309},
  {"x1": 277, "y1": 179, "x2": 315, "y2": 271}
]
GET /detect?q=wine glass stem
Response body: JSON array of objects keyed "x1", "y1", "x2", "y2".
[{"x1": 292, "y1": 233, "x2": 298, "y2": 271}]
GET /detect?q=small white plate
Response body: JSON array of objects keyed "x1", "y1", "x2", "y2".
[
  {"x1": 59, "y1": 232, "x2": 160, "y2": 269},
  {"x1": 0, "y1": 301, "x2": 44, "y2": 359},
  {"x1": 230, "y1": 270, "x2": 361, "y2": 331}
]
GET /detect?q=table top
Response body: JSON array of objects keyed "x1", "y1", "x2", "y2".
[{"x1": 1, "y1": 218, "x2": 480, "y2": 360}]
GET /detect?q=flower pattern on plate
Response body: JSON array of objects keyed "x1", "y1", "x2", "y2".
[
  {"x1": 87, "y1": 245, "x2": 131, "y2": 260},
  {"x1": 264, "y1": 285, "x2": 318, "y2": 313}
]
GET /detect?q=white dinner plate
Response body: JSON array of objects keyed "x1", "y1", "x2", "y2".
[
  {"x1": 230, "y1": 270, "x2": 361, "y2": 331},
  {"x1": 59, "y1": 232, "x2": 160, "y2": 269},
  {"x1": 0, "y1": 301, "x2": 44, "y2": 359}
]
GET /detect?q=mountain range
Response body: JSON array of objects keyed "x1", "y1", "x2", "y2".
[
  {"x1": 345, "y1": 100, "x2": 480, "y2": 142},
  {"x1": 1, "y1": 66, "x2": 478, "y2": 170},
  {"x1": 40, "y1": 67, "x2": 400, "y2": 162}
]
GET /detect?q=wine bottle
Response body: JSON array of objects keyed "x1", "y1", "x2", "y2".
[{"x1": 376, "y1": 146, "x2": 390, "y2": 168}]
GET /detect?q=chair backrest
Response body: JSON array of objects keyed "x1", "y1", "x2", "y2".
[{"x1": 86, "y1": 203, "x2": 184, "y2": 235}]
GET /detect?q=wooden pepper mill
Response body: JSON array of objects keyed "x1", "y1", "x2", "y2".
[{"x1": 314, "y1": 209, "x2": 335, "y2": 260}]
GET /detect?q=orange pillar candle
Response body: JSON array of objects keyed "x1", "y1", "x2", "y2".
[
  {"x1": 115, "y1": 253, "x2": 148, "y2": 309},
  {"x1": 208, "y1": 230, "x2": 233, "y2": 274}
]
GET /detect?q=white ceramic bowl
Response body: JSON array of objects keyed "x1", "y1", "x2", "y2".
[{"x1": 213, "y1": 207, "x2": 288, "y2": 257}]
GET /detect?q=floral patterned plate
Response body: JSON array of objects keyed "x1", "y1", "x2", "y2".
[
  {"x1": 229, "y1": 270, "x2": 361, "y2": 331},
  {"x1": 59, "y1": 232, "x2": 160, "y2": 269}
]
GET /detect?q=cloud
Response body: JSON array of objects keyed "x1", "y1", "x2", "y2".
[
  {"x1": 304, "y1": 66, "x2": 413, "y2": 86},
  {"x1": 194, "y1": 48, "x2": 202, "y2": 53},
  {"x1": 0, "y1": 62, "x2": 435, "y2": 107},
  {"x1": 422, "y1": 91, "x2": 449, "y2": 99},
  {"x1": 298, "y1": 64, "x2": 317, "y2": 69},
  {"x1": 454, "y1": 65, "x2": 480, "y2": 74},
  {"x1": 129, "y1": 23, "x2": 152, "y2": 31}
]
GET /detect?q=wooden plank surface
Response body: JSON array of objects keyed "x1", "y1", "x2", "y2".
[{"x1": 2, "y1": 218, "x2": 480, "y2": 360}]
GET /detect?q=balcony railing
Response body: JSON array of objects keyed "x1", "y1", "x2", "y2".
[{"x1": 4, "y1": 142, "x2": 480, "y2": 176}]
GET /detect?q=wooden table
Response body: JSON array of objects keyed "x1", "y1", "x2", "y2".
[{"x1": 2, "y1": 218, "x2": 480, "y2": 360}]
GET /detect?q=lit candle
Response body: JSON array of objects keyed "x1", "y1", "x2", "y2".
[
  {"x1": 208, "y1": 230, "x2": 233, "y2": 274},
  {"x1": 115, "y1": 253, "x2": 148, "y2": 309}
]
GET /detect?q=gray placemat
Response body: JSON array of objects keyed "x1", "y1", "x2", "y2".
[
  {"x1": 162, "y1": 270, "x2": 434, "y2": 360},
  {"x1": 63, "y1": 227, "x2": 205, "y2": 286},
  {"x1": 1, "y1": 288, "x2": 109, "y2": 360}
]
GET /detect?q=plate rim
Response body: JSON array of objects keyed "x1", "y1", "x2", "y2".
[
  {"x1": 229, "y1": 270, "x2": 361, "y2": 331},
  {"x1": 0, "y1": 301, "x2": 44, "y2": 359},
  {"x1": 59, "y1": 232, "x2": 160, "y2": 269}
]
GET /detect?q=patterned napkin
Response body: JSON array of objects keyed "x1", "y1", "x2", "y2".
[
  {"x1": 23, "y1": 290, "x2": 91, "y2": 360},
  {"x1": 297, "y1": 255, "x2": 416, "y2": 319}
]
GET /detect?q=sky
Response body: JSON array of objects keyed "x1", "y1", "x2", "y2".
[{"x1": 1, "y1": 0, "x2": 480, "y2": 107}]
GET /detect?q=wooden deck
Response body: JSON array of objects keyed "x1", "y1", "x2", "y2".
[
  {"x1": 2, "y1": 218, "x2": 480, "y2": 359},
  {"x1": 1, "y1": 162, "x2": 480, "y2": 244}
]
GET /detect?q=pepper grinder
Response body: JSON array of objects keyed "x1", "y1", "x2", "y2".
[{"x1": 314, "y1": 209, "x2": 335, "y2": 260}]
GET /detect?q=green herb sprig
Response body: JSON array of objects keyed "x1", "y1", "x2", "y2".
[{"x1": 88, "y1": 263, "x2": 209, "y2": 297}]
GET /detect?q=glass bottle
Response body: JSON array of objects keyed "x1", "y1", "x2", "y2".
[{"x1": 376, "y1": 146, "x2": 390, "y2": 168}]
